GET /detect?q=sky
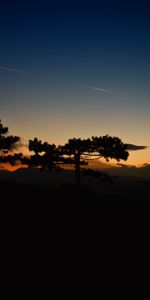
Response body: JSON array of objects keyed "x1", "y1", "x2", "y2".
[{"x1": 0, "y1": 0, "x2": 150, "y2": 166}]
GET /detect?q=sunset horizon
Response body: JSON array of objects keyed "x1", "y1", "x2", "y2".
[{"x1": 1, "y1": 1, "x2": 150, "y2": 169}]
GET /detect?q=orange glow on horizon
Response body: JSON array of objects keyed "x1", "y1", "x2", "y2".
[{"x1": 1, "y1": 163, "x2": 28, "y2": 172}]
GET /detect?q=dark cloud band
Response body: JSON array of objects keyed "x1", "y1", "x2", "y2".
[{"x1": 126, "y1": 144, "x2": 147, "y2": 151}]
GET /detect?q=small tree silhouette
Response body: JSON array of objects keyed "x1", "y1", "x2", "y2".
[
  {"x1": 27, "y1": 138, "x2": 62, "y2": 170},
  {"x1": 62, "y1": 135, "x2": 129, "y2": 186},
  {"x1": 0, "y1": 120, "x2": 21, "y2": 167}
]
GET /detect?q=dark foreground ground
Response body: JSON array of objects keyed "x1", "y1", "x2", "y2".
[{"x1": 1, "y1": 177, "x2": 150, "y2": 207}]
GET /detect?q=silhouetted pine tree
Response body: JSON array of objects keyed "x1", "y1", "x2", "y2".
[
  {"x1": 0, "y1": 120, "x2": 22, "y2": 167},
  {"x1": 62, "y1": 135, "x2": 129, "y2": 186},
  {"x1": 27, "y1": 138, "x2": 62, "y2": 170}
]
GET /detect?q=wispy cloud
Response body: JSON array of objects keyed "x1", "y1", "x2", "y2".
[
  {"x1": 88, "y1": 86, "x2": 113, "y2": 94},
  {"x1": 0, "y1": 66, "x2": 31, "y2": 76}
]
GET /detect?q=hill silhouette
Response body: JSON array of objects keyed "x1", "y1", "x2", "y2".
[{"x1": 0, "y1": 168, "x2": 150, "y2": 207}]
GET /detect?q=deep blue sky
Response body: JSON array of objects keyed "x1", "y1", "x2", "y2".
[{"x1": 0, "y1": 0, "x2": 150, "y2": 164}]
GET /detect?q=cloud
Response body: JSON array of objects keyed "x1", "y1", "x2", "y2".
[
  {"x1": 0, "y1": 66, "x2": 31, "y2": 76},
  {"x1": 88, "y1": 86, "x2": 113, "y2": 94},
  {"x1": 117, "y1": 163, "x2": 135, "y2": 168},
  {"x1": 126, "y1": 144, "x2": 147, "y2": 151}
]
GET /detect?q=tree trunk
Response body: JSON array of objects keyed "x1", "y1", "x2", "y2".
[{"x1": 75, "y1": 150, "x2": 81, "y2": 187}]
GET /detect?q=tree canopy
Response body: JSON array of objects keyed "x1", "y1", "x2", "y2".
[
  {"x1": 0, "y1": 120, "x2": 21, "y2": 166},
  {"x1": 25, "y1": 138, "x2": 63, "y2": 170}
]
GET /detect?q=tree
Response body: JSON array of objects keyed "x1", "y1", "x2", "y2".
[
  {"x1": 27, "y1": 138, "x2": 62, "y2": 170},
  {"x1": 61, "y1": 135, "x2": 129, "y2": 186},
  {"x1": 0, "y1": 120, "x2": 21, "y2": 167}
]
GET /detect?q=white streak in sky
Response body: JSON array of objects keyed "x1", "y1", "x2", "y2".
[
  {"x1": 0, "y1": 66, "x2": 31, "y2": 75},
  {"x1": 88, "y1": 86, "x2": 113, "y2": 94}
]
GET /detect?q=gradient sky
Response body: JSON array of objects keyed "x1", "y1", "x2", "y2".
[{"x1": 0, "y1": 1, "x2": 150, "y2": 165}]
